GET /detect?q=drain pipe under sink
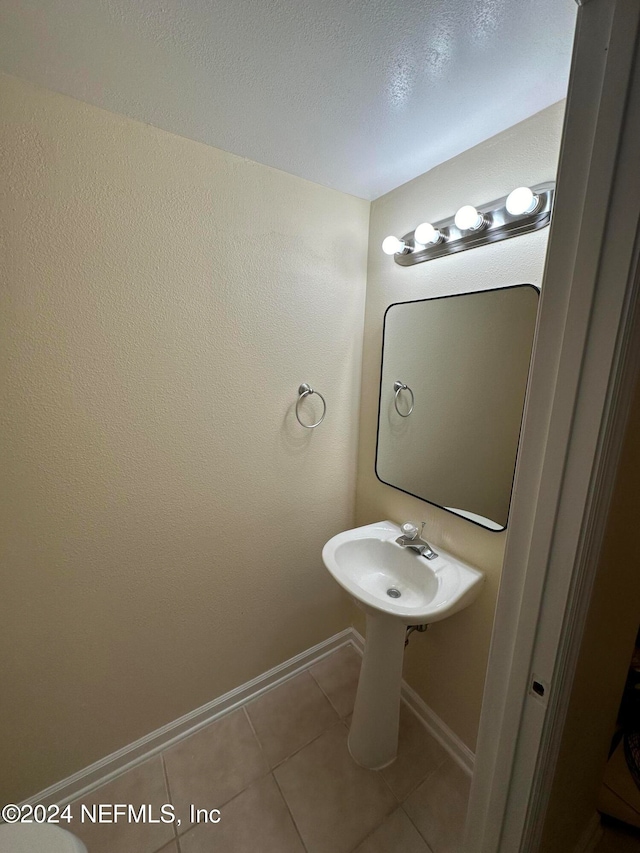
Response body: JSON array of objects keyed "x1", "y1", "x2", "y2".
[{"x1": 405, "y1": 624, "x2": 428, "y2": 647}]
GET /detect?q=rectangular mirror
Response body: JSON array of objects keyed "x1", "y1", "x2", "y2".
[{"x1": 375, "y1": 284, "x2": 539, "y2": 531}]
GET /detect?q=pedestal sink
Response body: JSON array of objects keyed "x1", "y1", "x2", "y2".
[{"x1": 322, "y1": 520, "x2": 484, "y2": 769}]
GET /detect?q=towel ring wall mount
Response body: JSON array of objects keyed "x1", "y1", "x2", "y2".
[
  {"x1": 393, "y1": 381, "x2": 414, "y2": 417},
  {"x1": 296, "y1": 383, "x2": 327, "y2": 429}
]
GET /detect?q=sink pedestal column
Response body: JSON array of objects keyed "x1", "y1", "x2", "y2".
[{"x1": 348, "y1": 612, "x2": 407, "y2": 770}]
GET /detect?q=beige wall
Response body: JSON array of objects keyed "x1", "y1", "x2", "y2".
[
  {"x1": 0, "y1": 73, "x2": 369, "y2": 803},
  {"x1": 355, "y1": 102, "x2": 565, "y2": 751},
  {"x1": 540, "y1": 372, "x2": 640, "y2": 851}
]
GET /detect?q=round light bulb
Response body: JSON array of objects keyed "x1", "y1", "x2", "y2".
[
  {"x1": 454, "y1": 205, "x2": 484, "y2": 231},
  {"x1": 414, "y1": 222, "x2": 442, "y2": 245},
  {"x1": 382, "y1": 235, "x2": 406, "y2": 255},
  {"x1": 506, "y1": 186, "x2": 539, "y2": 216}
]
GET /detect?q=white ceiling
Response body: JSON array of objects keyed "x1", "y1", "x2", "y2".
[{"x1": 0, "y1": 0, "x2": 577, "y2": 200}]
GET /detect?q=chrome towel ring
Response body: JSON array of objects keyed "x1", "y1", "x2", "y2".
[
  {"x1": 296, "y1": 383, "x2": 327, "y2": 429},
  {"x1": 393, "y1": 380, "x2": 414, "y2": 417}
]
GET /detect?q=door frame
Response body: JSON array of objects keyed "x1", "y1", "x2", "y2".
[{"x1": 465, "y1": 1, "x2": 640, "y2": 850}]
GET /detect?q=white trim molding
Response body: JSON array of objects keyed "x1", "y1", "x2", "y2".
[
  {"x1": 465, "y1": 1, "x2": 640, "y2": 851},
  {"x1": 23, "y1": 627, "x2": 473, "y2": 809},
  {"x1": 23, "y1": 629, "x2": 354, "y2": 809},
  {"x1": 401, "y1": 682, "x2": 474, "y2": 777}
]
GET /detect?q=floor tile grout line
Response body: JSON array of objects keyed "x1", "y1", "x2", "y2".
[
  {"x1": 244, "y1": 688, "x2": 345, "y2": 774},
  {"x1": 399, "y1": 696, "x2": 470, "y2": 777},
  {"x1": 336, "y1": 717, "x2": 408, "y2": 807},
  {"x1": 172, "y1": 765, "x2": 277, "y2": 849},
  {"x1": 156, "y1": 839, "x2": 182, "y2": 853},
  {"x1": 392, "y1": 749, "x2": 450, "y2": 804},
  {"x1": 406, "y1": 759, "x2": 452, "y2": 804},
  {"x1": 308, "y1": 645, "x2": 359, "y2": 719},
  {"x1": 307, "y1": 657, "x2": 345, "y2": 718},
  {"x1": 345, "y1": 803, "x2": 401, "y2": 853},
  {"x1": 168, "y1": 707, "x2": 273, "y2": 843},
  {"x1": 271, "y1": 716, "x2": 395, "y2": 853},
  {"x1": 337, "y1": 714, "x2": 420, "y2": 808},
  {"x1": 377, "y1": 763, "x2": 402, "y2": 804},
  {"x1": 271, "y1": 719, "x2": 347, "y2": 772},
  {"x1": 242, "y1": 704, "x2": 267, "y2": 762},
  {"x1": 335, "y1": 716, "x2": 402, "y2": 851},
  {"x1": 353, "y1": 799, "x2": 398, "y2": 852},
  {"x1": 174, "y1": 820, "x2": 197, "y2": 848},
  {"x1": 270, "y1": 770, "x2": 311, "y2": 853},
  {"x1": 244, "y1": 668, "x2": 342, "y2": 765},
  {"x1": 234, "y1": 705, "x2": 273, "y2": 786},
  {"x1": 127, "y1": 754, "x2": 177, "y2": 853},
  {"x1": 175, "y1": 769, "x2": 309, "y2": 853},
  {"x1": 240, "y1": 703, "x2": 294, "y2": 776},
  {"x1": 159, "y1": 753, "x2": 180, "y2": 846},
  {"x1": 399, "y1": 802, "x2": 437, "y2": 853},
  {"x1": 401, "y1": 757, "x2": 472, "y2": 852},
  {"x1": 227, "y1": 707, "x2": 277, "y2": 784},
  {"x1": 256, "y1": 689, "x2": 443, "y2": 853}
]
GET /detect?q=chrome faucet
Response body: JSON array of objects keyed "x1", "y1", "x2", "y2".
[{"x1": 395, "y1": 522, "x2": 439, "y2": 560}]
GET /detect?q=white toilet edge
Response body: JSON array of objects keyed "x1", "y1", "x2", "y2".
[{"x1": 0, "y1": 823, "x2": 88, "y2": 853}]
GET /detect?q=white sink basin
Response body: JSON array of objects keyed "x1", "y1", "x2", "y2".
[
  {"x1": 322, "y1": 520, "x2": 486, "y2": 769},
  {"x1": 322, "y1": 520, "x2": 484, "y2": 626}
]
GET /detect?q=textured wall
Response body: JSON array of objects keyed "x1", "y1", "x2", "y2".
[
  {"x1": 0, "y1": 73, "x2": 369, "y2": 802},
  {"x1": 355, "y1": 101, "x2": 565, "y2": 751}
]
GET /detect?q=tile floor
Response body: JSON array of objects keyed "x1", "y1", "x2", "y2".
[{"x1": 69, "y1": 645, "x2": 470, "y2": 853}]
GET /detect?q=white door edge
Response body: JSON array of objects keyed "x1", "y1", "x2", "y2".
[{"x1": 465, "y1": 2, "x2": 640, "y2": 850}]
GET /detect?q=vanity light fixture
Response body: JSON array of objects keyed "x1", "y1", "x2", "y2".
[
  {"x1": 382, "y1": 235, "x2": 409, "y2": 255},
  {"x1": 414, "y1": 222, "x2": 443, "y2": 246},
  {"x1": 505, "y1": 186, "x2": 539, "y2": 216},
  {"x1": 386, "y1": 180, "x2": 555, "y2": 267},
  {"x1": 454, "y1": 205, "x2": 486, "y2": 232}
]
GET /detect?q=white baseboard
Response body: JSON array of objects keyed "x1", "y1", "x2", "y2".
[
  {"x1": 349, "y1": 628, "x2": 475, "y2": 777},
  {"x1": 23, "y1": 628, "x2": 355, "y2": 809},
  {"x1": 24, "y1": 626, "x2": 475, "y2": 808},
  {"x1": 401, "y1": 682, "x2": 475, "y2": 776},
  {"x1": 574, "y1": 813, "x2": 603, "y2": 853}
]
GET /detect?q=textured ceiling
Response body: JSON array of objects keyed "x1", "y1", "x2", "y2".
[{"x1": 0, "y1": 0, "x2": 576, "y2": 199}]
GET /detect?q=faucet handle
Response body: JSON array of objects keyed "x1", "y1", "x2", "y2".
[{"x1": 401, "y1": 522, "x2": 419, "y2": 540}]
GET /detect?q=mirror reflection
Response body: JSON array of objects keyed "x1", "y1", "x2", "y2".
[{"x1": 376, "y1": 285, "x2": 539, "y2": 530}]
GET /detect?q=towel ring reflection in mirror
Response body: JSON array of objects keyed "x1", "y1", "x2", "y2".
[
  {"x1": 296, "y1": 383, "x2": 327, "y2": 429},
  {"x1": 393, "y1": 381, "x2": 414, "y2": 417}
]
